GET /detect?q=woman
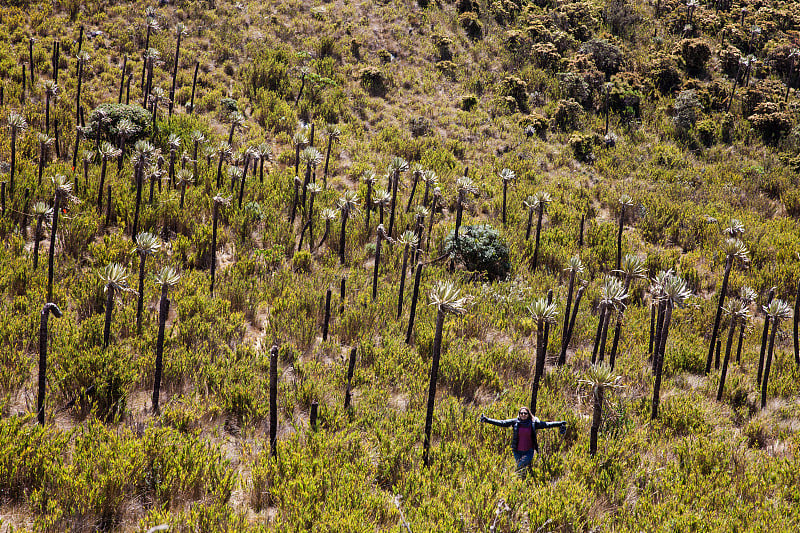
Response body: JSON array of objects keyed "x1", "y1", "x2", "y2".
[{"x1": 481, "y1": 407, "x2": 566, "y2": 470}]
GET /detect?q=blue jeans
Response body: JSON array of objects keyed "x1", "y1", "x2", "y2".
[{"x1": 513, "y1": 449, "x2": 534, "y2": 470}]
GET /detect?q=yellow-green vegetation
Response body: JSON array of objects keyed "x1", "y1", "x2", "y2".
[{"x1": 1, "y1": 0, "x2": 800, "y2": 530}]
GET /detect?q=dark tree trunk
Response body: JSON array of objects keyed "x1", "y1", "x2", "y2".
[
  {"x1": 344, "y1": 346, "x2": 357, "y2": 409},
  {"x1": 761, "y1": 318, "x2": 780, "y2": 409},
  {"x1": 735, "y1": 322, "x2": 746, "y2": 364},
  {"x1": 75, "y1": 58, "x2": 83, "y2": 126},
  {"x1": 397, "y1": 242, "x2": 411, "y2": 319},
  {"x1": 757, "y1": 288, "x2": 775, "y2": 384},
  {"x1": 339, "y1": 277, "x2": 346, "y2": 315},
  {"x1": 525, "y1": 207, "x2": 533, "y2": 242},
  {"x1": 406, "y1": 262, "x2": 423, "y2": 344},
  {"x1": 152, "y1": 284, "x2": 170, "y2": 414},
  {"x1": 589, "y1": 388, "x2": 604, "y2": 456},
  {"x1": 405, "y1": 171, "x2": 419, "y2": 213},
  {"x1": 103, "y1": 285, "x2": 115, "y2": 348},
  {"x1": 561, "y1": 286, "x2": 585, "y2": 366},
  {"x1": 189, "y1": 61, "x2": 199, "y2": 114},
  {"x1": 322, "y1": 288, "x2": 332, "y2": 341},
  {"x1": 269, "y1": 345, "x2": 278, "y2": 457},
  {"x1": 616, "y1": 206, "x2": 625, "y2": 272},
  {"x1": 29, "y1": 38, "x2": 34, "y2": 85},
  {"x1": 652, "y1": 299, "x2": 666, "y2": 373},
  {"x1": 72, "y1": 127, "x2": 82, "y2": 180},
  {"x1": 423, "y1": 309, "x2": 446, "y2": 467},
  {"x1": 591, "y1": 303, "x2": 607, "y2": 364},
  {"x1": 530, "y1": 323, "x2": 545, "y2": 415},
  {"x1": 794, "y1": 279, "x2": 800, "y2": 365},
  {"x1": 388, "y1": 169, "x2": 400, "y2": 238},
  {"x1": 169, "y1": 149, "x2": 176, "y2": 191},
  {"x1": 648, "y1": 303, "x2": 656, "y2": 355},
  {"x1": 37, "y1": 303, "x2": 62, "y2": 425},
  {"x1": 532, "y1": 204, "x2": 544, "y2": 273},
  {"x1": 717, "y1": 316, "x2": 738, "y2": 401},
  {"x1": 316, "y1": 220, "x2": 331, "y2": 251},
  {"x1": 118, "y1": 55, "x2": 127, "y2": 103},
  {"x1": 136, "y1": 253, "x2": 147, "y2": 335},
  {"x1": 295, "y1": 72, "x2": 306, "y2": 105},
  {"x1": 309, "y1": 401, "x2": 318, "y2": 431},
  {"x1": 47, "y1": 192, "x2": 62, "y2": 302},
  {"x1": 579, "y1": 214, "x2": 585, "y2": 247},
  {"x1": 372, "y1": 230, "x2": 382, "y2": 301},
  {"x1": 651, "y1": 303, "x2": 674, "y2": 419},
  {"x1": 364, "y1": 182, "x2": 373, "y2": 234}
]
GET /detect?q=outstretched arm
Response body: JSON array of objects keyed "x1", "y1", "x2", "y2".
[
  {"x1": 533, "y1": 418, "x2": 566, "y2": 430},
  {"x1": 480, "y1": 415, "x2": 515, "y2": 427}
]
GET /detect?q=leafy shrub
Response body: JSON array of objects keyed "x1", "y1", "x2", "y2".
[
  {"x1": 87, "y1": 103, "x2": 151, "y2": 143},
  {"x1": 292, "y1": 250, "x2": 312, "y2": 273},
  {"x1": 569, "y1": 132, "x2": 595, "y2": 162},
  {"x1": 242, "y1": 45, "x2": 292, "y2": 98},
  {"x1": 554, "y1": 98, "x2": 584, "y2": 131},
  {"x1": 696, "y1": 118, "x2": 716, "y2": 146},
  {"x1": 748, "y1": 102, "x2": 792, "y2": 144},
  {"x1": 679, "y1": 38, "x2": 711, "y2": 75},
  {"x1": 645, "y1": 53, "x2": 682, "y2": 95},
  {"x1": 657, "y1": 394, "x2": 710, "y2": 436},
  {"x1": 606, "y1": 75, "x2": 642, "y2": 121},
  {"x1": 359, "y1": 66, "x2": 387, "y2": 97},
  {"x1": 603, "y1": 0, "x2": 640, "y2": 38},
  {"x1": 782, "y1": 189, "x2": 800, "y2": 218},
  {"x1": 673, "y1": 89, "x2": 702, "y2": 135},
  {"x1": 444, "y1": 225, "x2": 511, "y2": 281},
  {"x1": 461, "y1": 94, "x2": 478, "y2": 111},
  {"x1": 440, "y1": 342, "x2": 502, "y2": 401},
  {"x1": 459, "y1": 12, "x2": 483, "y2": 40},
  {"x1": 559, "y1": 71, "x2": 592, "y2": 107},
  {"x1": 499, "y1": 75, "x2": 529, "y2": 113},
  {"x1": 579, "y1": 38, "x2": 624, "y2": 76}
]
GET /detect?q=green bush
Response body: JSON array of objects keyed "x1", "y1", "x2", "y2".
[
  {"x1": 459, "y1": 11, "x2": 483, "y2": 40},
  {"x1": 444, "y1": 224, "x2": 511, "y2": 281},
  {"x1": 783, "y1": 189, "x2": 800, "y2": 218},
  {"x1": 242, "y1": 45, "x2": 292, "y2": 98},
  {"x1": 87, "y1": 103, "x2": 152, "y2": 143},
  {"x1": 359, "y1": 66, "x2": 387, "y2": 97}
]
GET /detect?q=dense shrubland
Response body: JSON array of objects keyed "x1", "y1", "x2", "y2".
[{"x1": 1, "y1": 0, "x2": 800, "y2": 531}]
